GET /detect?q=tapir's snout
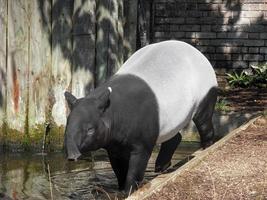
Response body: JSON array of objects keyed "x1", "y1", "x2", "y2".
[
  {"x1": 64, "y1": 132, "x2": 82, "y2": 162},
  {"x1": 66, "y1": 143, "x2": 82, "y2": 161}
]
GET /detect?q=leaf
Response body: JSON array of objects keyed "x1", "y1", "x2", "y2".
[
  {"x1": 226, "y1": 73, "x2": 234, "y2": 79},
  {"x1": 250, "y1": 64, "x2": 259, "y2": 69}
]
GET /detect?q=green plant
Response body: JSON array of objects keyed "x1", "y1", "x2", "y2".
[
  {"x1": 226, "y1": 71, "x2": 252, "y2": 87},
  {"x1": 215, "y1": 99, "x2": 230, "y2": 112},
  {"x1": 250, "y1": 64, "x2": 267, "y2": 87},
  {"x1": 226, "y1": 63, "x2": 267, "y2": 88}
]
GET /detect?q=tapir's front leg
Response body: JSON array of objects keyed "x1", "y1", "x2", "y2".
[
  {"x1": 124, "y1": 145, "x2": 152, "y2": 195},
  {"x1": 107, "y1": 151, "x2": 129, "y2": 190}
]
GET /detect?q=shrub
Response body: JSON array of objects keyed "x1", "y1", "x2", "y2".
[
  {"x1": 226, "y1": 71, "x2": 252, "y2": 88},
  {"x1": 249, "y1": 64, "x2": 267, "y2": 88},
  {"x1": 226, "y1": 63, "x2": 267, "y2": 88},
  {"x1": 215, "y1": 98, "x2": 230, "y2": 112}
]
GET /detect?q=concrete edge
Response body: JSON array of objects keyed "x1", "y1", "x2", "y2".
[{"x1": 126, "y1": 115, "x2": 262, "y2": 200}]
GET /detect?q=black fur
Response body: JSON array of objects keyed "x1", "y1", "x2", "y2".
[
  {"x1": 193, "y1": 87, "x2": 218, "y2": 148},
  {"x1": 64, "y1": 76, "x2": 218, "y2": 195},
  {"x1": 64, "y1": 74, "x2": 159, "y2": 194},
  {"x1": 155, "y1": 132, "x2": 182, "y2": 173}
]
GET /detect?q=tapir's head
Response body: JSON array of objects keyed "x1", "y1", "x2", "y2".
[{"x1": 64, "y1": 89, "x2": 111, "y2": 161}]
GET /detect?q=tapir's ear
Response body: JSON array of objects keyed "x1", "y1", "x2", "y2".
[
  {"x1": 64, "y1": 91, "x2": 77, "y2": 109},
  {"x1": 97, "y1": 87, "x2": 112, "y2": 111}
]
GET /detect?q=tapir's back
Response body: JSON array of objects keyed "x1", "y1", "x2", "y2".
[{"x1": 117, "y1": 40, "x2": 217, "y2": 143}]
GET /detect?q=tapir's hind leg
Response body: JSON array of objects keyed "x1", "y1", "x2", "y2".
[
  {"x1": 193, "y1": 87, "x2": 218, "y2": 148},
  {"x1": 155, "y1": 132, "x2": 182, "y2": 172}
]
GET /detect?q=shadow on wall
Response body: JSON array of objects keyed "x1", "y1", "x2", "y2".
[
  {"x1": 209, "y1": 0, "x2": 267, "y2": 69},
  {"x1": 203, "y1": 0, "x2": 266, "y2": 69},
  {"x1": 0, "y1": 68, "x2": 5, "y2": 108},
  {"x1": 0, "y1": 40, "x2": 5, "y2": 108},
  {"x1": 154, "y1": 0, "x2": 267, "y2": 69},
  {"x1": 37, "y1": 0, "x2": 125, "y2": 95}
]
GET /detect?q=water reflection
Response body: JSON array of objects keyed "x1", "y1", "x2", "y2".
[{"x1": 0, "y1": 143, "x2": 199, "y2": 200}]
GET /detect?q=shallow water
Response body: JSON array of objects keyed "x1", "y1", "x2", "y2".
[{"x1": 0, "y1": 143, "x2": 199, "y2": 200}]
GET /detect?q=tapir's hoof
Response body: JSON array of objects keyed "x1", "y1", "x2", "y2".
[
  {"x1": 155, "y1": 161, "x2": 171, "y2": 173},
  {"x1": 202, "y1": 140, "x2": 214, "y2": 149}
]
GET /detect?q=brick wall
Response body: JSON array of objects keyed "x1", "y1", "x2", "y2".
[{"x1": 153, "y1": 0, "x2": 267, "y2": 69}]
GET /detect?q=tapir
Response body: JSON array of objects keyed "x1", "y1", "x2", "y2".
[{"x1": 64, "y1": 40, "x2": 218, "y2": 194}]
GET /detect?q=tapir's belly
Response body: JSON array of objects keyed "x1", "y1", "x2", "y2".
[{"x1": 117, "y1": 41, "x2": 217, "y2": 144}]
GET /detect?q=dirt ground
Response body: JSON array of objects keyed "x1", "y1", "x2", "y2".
[
  {"x1": 146, "y1": 116, "x2": 267, "y2": 200},
  {"x1": 219, "y1": 87, "x2": 267, "y2": 113}
]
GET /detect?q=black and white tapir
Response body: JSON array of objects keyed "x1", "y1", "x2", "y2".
[{"x1": 64, "y1": 40, "x2": 218, "y2": 194}]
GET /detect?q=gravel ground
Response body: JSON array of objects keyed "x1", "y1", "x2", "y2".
[{"x1": 146, "y1": 116, "x2": 267, "y2": 200}]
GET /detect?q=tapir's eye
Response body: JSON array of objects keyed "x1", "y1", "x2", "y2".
[
  {"x1": 83, "y1": 124, "x2": 95, "y2": 136},
  {"x1": 87, "y1": 127, "x2": 95, "y2": 136}
]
